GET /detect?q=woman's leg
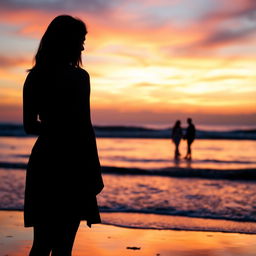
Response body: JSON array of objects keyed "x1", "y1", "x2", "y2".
[
  {"x1": 29, "y1": 225, "x2": 52, "y2": 256},
  {"x1": 29, "y1": 220, "x2": 80, "y2": 256},
  {"x1": 174, "y1": 144, "x2": 180, "y2": 158},
  {"x1": 51, "y1": 221, "x2": 80, "y2": 256},
  {"x1": 177, "y1": 141, "x2": 181, "y2": 156}
]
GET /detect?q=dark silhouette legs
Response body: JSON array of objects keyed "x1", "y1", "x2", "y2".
[
  {"x1": 29, "y1": 221, "x2": 80, "y2": 256},
  {"x1": 174, "y1": 143, "x2": 181, "y2": 159},
  {"x1": 185, "y1": 140, "x2": 193, "y2": 160}
]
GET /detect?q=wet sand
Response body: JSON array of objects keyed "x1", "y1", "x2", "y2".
[{"x1": 1, "y1": 211, "x2": 256, "y2": 256}]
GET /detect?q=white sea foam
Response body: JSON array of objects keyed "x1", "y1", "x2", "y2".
[{"x1": 1, "y1": 170, "x2": 256, "y2": 226}]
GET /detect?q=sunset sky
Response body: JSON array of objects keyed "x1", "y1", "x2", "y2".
[{"x1": 0, "y1": 0, "x2": 255, "y2": 128}]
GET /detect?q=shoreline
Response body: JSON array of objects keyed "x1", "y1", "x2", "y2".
[
  {"x1": 1, "y1": 211, "x2": 256, "y2": 256},
  {"x1": 0, "y1": 209, "x2": 256, "y2": 235},
  {"x1": 101, "y1": 212, "x2": 256, "y2": 234},
  {"x1": 1, "y1": 209, "x2": 256, "y2": 234}
]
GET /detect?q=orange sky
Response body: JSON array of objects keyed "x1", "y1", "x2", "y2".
[{"x1": 0, "y1": 0, "x2": 255, "y2": 127}]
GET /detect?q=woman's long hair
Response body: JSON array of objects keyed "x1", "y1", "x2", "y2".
[
  {"x1": 31, "y1": 15, "x2": 87, "y2": 70},
  {"x1": 173, "y1": 120, "x2": 181, "y2": 130}
]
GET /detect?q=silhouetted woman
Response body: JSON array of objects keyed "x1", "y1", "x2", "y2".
[
  {"x1": 23, "y1": 15, "x2": 104, "y2": 256},
  {"x1": 171, "y1": 120, "x2": 183, "y2": 159}
]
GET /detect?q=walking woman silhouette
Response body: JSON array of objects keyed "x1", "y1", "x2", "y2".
[
  {"x1": 23, "y1": 15, "x2": 104, "y2": 256},
  {"x1": 171, "y1": 120, "x2": 183, "y2": 159}
]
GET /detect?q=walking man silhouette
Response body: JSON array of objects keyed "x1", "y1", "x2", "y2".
[{"x1": 184, "y1": 118, "x2": 196, "y2": 160}]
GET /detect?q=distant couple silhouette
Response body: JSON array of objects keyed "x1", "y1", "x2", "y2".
[{"x1": 171, "y1": 118, "x2": 196, "y2": 160}]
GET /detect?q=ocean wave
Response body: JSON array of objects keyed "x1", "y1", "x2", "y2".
[
  {"x1": 103, "y1": 166, "x2": 256, "y2": 180},
  {"x1": 2, "y1": 209, "x2": 255, "y2": 233},
  {"x1": 107, "y1": 156, "x2": 256, "y2": 165},
  {"x1": 1, "y1": 170, "x2": 256, "y2": 233},
  {"x1": 1, "y1": 201, "x2": 256, "y2": 226},
  {"x1": 98, "y1": 208, "x2": 256, "y2": 222},
  {"x1": 101, "y1": 212, "x2": 256, "y2": 234},
  {"x1": 1, "y1": 161, "x2": 256, "y2": 180}
]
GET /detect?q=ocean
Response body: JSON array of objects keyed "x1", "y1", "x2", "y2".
[{"x1": 0, "y1": 123, "x2": 256, "y2": 233}]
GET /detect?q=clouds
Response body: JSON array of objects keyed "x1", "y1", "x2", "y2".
[
  {"x1": 0, "y1": 0, "x2": 255, "y2": 125},
  {"x1": 168, "y1": 24, "x2": 256, "y2": 57},
  {"x1": 194, "y1": 0, "x2": 256, "y2": 51},
  {"x1": 91, "y1": 107, "x2": 256, "y2": 127},
  {"x1": 201, "y1": 27, "x2": 256, "y2": 48},
  {"x1": 1, "y1": 0, "x2": 256, "y2": 55},
  {"x1": 0, "y1": 0, "x2": 113, "y2": 13},
  {"x1": 0, "y1": 55, "x2": 29, "y2": 68},
  {"x1": 201, "y1": 0, "x2": 256, "y2": 22}
]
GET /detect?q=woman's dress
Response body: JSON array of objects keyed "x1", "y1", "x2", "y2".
[{"x1": 23, "y1": 66, "x2": 104, "y2": 227}]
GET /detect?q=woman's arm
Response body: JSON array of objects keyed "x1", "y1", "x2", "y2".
[
  {"x1": 79, "y1": 68, "x2": 104, "y2": 194},
  {"x1": 23, "y1": 72, "x2": 41, "y2": 135}
]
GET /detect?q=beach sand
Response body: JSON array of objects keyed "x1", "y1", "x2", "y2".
[{"x1": 1, "y1": 211, "x2": 256, "y2": 256}]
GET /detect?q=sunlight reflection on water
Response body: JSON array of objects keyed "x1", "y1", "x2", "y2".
[{"x1": 0, "y1": 137, "x2": 256, "y2": 169}]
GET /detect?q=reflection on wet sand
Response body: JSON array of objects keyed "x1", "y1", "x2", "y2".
[{"x1": 1, "y1": 211, "x2": 256, "y2": 256}]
